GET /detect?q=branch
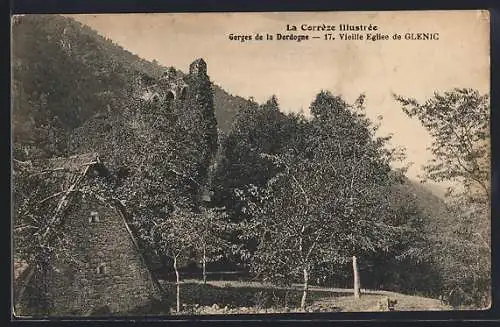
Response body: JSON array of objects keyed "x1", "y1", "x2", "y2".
[
  {"x1": 443, "y1": 145, "x2": 489, "y2": 198},
  {"x1": 13, "y1": 159, "x2": 31, "y2": 165},
  {"x1": 473, "y1": 232, "x2": 491, "y2": 250},
  {"x1": 305, "y1": 233, "x2": 321, "y2": 261},
  {"x1": 27, "y1": 161, "x2": 98, "y2": 179},
  {"x1": 28, "y1": 167, "x2": 65, "y2": 178},
  {"x1": 40, "y1": 165, "x2": 90, "y2": 239},
  {"x1": 167, "y1": 166, "x2": 201, "y2": 187},
  {"x1": 13, "y1": 224, "x2": 38, "y2": 232},
  {"x1": 290, "y1": 173, "x2": 310, "y2": 207},
  {"x1": 262, "y1": 152, "x2": 310, "y2": 206},
  {"x1": 38, "y1": 190, "x2": 74, "y2": 204}
]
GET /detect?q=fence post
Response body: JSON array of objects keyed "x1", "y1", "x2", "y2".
[{"x1": 353, "y1": 255, "x2": 361, "y2": 299}]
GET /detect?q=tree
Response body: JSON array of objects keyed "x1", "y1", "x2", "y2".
[
  {"x1": 137, "y1": 205, "x2": 237, "y2": 313},
  {"x1": 394, "y1": 88, "x2": 490, "y2": 308},
  {"x1": 195, "y1": 207, "x2": 236, "y2": 284},
  {"x1": 212, "y1": 96, "x2": 287, "y2": 219},
  {"x1": 211, "y1": 96, "x2": 298, "y2": 267},
  {"x1": 360, "y1": 177, "x2": 444, "y2": 296},
  {"x1": 147, "y1": 207, "x2": 200, "y2": 313},
  {"x1": 237, "y1": 92, "x2": 406, "y2": 310},
  {"x1": 394, "y1": 88, "x2": 489, "y2": 201}
]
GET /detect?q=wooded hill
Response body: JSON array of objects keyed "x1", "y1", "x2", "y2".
[{"x1": 12, "y1": 14, "x2": 250, "y2": 161}]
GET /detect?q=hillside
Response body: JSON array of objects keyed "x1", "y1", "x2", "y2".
[
  {"x1": 213, "y1": 86, "x2": 252, "y2": 133},
  {"x1": 420, "y1": 181, "x2": 449, "y2": 199},
  {"x1": 396, "y1": 177, "x2": 453, "y2": 233},
  {"x1": 11, "y1": 14, "x2": 251, "y2": 160}
]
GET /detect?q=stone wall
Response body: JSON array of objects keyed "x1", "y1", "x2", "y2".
[{"x1": 20, "y1": 191, "x2": 161, "y2": 316}]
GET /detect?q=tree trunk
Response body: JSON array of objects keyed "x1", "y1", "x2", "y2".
[
  {"x1": 353, "y1": 255, "x2": 361, "y2": 299},
  {"x1": 173, "y1": 255, "x2": 180, "y2": 313},
  {"x1": 300, "y1": 267, "x2": 309, "y2": 310},
  {"x1": 202, "y1": 245, "x2": 207, "y2": 284}
]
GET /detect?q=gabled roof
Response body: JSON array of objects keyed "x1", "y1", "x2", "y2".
[
  {"x1": 21, "y1": 152, "x2": 101, "y2": 193},
  {"x1": 13, "y1": 153, "x2": 103, "y2": 308},
  {"x1": 31, "y1": 152, "x2": 100, "y2": 172},
  {"x1": 13, "y1": 260, "x2": 28, "y2": 281},
  {"x1": 13, "y1": 152, "x2": 163, "y2": 313}
]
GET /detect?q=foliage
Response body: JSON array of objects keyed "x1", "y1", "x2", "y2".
[
  {"x1": 394, "y1": 88, "x2": 490, "y2": 201},
  {"x1": 11, "y1": 14, "x2": 246, "y2": 162},
  {"x1": 195, "y1": 207, "x2": 241, "y2": 268},
  {"x1": 212, "y1": 96, "x2": 288, "y2": 218},
  {"x1": 395, "y1": 88, "x2": 491, "y2": 308},
  {"x1": 235, "y1": 92, "x2": 409, "y2": 309},
  {"x1": 354, "y1": 177, "x2": 445, "y2": 296}
]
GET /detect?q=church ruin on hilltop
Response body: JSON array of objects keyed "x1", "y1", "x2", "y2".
[
  {"x1": 134, "y1": 58, "x2": 207, "y2": 104},
  {"x1": 131, "y1": 58, "x2": 215, "y2": 206},
  {"x1": 13, "y1": 153, "x2": 162, "y2": 317}
]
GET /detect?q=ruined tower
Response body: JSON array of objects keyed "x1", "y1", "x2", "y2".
[
  {"x1": 189, "y1": 58, "x2": 207, "y2": 77},
  {"x1": 135, "y1": 59, "x2": 210, "y2": 105},
  {"x1": 133, "y1": 58, "x2": 217, "y2": 206}
]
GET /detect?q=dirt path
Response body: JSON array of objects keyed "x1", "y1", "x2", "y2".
[
  {"x1": 187, "y1": 279, "x2": 398, "y2": 296},
  {"x1": 173, "y1": 279, "x2": 453, "y2": 312}
]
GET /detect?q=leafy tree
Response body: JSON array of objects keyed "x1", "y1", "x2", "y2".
[
  {"x1": 211, "y1": 96, "x2": 299, "y2": 268},
  {"x1": 195, "y1": 207, "x2": 236, "y2": 284},
  {"x1": 435, "y1": 197, "x2": 491, "y2": 307},
  {"x1": 237, "y1": 92, "x2": 406, "y2": 310},
  {"x1": 360, "y1": 177, "x2": 444, "y2": 295},
  {"x1": 212, "y1": 94, "x2": 290, "y2": 272},
  {"x1": 394, "y1": 88, "x2": 489, "y2": 201},
  {"x1": 394, "y1": 88, "x2": 490, "y2": 307},
  {"x1": 212, "y1": 97, "x2": 280, "y2": 217},
  {"x1": 146, "y1": 207, "x2": 200, "y2": 313}
]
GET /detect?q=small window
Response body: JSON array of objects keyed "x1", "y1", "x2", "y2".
[
  {"x1": 103, "y1": 124, "x2": 112, "y2": 132},
  {"x1": 89, "y1": 211, "x2": 99, "y2": 223},
  {"x1": 97, "y1": 263, "x2": 107, "y2": 274},
  {"x1": 165, "y1": 91, "x2": 175, "y2": 102},
  {"x1": 179, "y1": 87, "x2": 188, "y2": 100}
]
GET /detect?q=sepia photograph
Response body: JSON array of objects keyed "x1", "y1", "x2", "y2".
[{"x1": 11, "y1": 10, "x2": 491, "y2": 317}]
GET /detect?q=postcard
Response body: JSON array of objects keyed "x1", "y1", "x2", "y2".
[{"x1": 11, "y1": 11, "x2": 490, "y2": 317}]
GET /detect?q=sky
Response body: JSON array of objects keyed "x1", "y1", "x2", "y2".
[{"x1": 69, "y1": 11, "x2": 490, "y2": 189}]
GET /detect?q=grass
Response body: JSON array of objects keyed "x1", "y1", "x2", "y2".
[
  {"x1": 140, "y1": 279, "x2": 453, "y2": 315},
  {"x1": 324, "y1": 293, "x2": 453, "y2": 312},
  {"x1": 160, "y1": 281, "x2": 336, "y2": 309}
]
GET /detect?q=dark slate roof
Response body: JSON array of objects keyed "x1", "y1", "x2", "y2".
[
  {"x1": 37, "y1": 152, "x2": 100, "y2": 171},
  {"x1": 27, "y1": 152, "x2": 101, "y2": 191},
  {"x1": 13, "y1": 152, "x2": 164, "y2": 309},
  {"x1": 13, "y1": 152, "x2": 102, "y2": 283}
]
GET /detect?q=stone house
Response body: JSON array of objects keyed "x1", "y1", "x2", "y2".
[{"x1": 13, "y1": 153, "x2": 162, "y2": 316}]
